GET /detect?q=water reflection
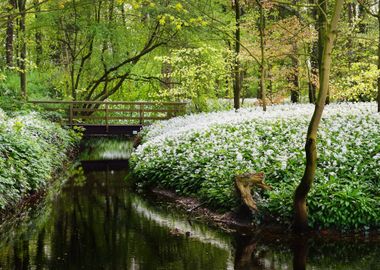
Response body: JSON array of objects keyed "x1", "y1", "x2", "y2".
[
  {"x1": 79, "y1": 138, "x2": 134, "y2": 160},
  {"x1": 0, "y1": 149, "x2": 379, "y2": 269},
  {"x1": 233, "y1": 233, "x2": 380, "y2": 270},
  {"x1": 0, "y1": 160, "x2": 232, "y2": 270}
]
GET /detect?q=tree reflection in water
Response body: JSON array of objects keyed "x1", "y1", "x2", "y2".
[
  {"x1": 0, "y1": 160, "x2": 232, "y2": 270},
  {"x1": 233, "y1": 231, "x2": 379, "y2": 270},
  {"x1": 0, "y1": 159, "x2": 379, "y2": 270}
]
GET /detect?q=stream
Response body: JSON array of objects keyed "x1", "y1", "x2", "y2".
[{"x1": 0, "y1": 139, "x2": 379, "y2": 270}]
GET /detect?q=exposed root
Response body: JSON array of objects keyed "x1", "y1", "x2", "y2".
[{"x1": 235, "y1": 172, "x2": 271, "y2": 212}]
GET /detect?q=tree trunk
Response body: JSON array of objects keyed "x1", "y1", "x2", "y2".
[
  {"x1": 358, "y1": 4, "x2": 367, "y2": 34},
  {"x1": 233, "y1": 0, "x2": 241, "y2": 110},
  {"x1": 290, "y1": 44, "x2": 300, "y2": 103},
  {"x1": 378, "y1": 5, "x2": 380, "y2": 112},
  {"x1": 258, "y1": 0, "x2": 267, "y2": 111},
  {"x1": 308, "y1": 49, "x2": 317, "y2": 103},
  {"x1": 317, "y1": 0, "x2": 330, "y2": 104},
  {"x1": 289, "y1": 0, "x2": 300, "y2": 103},
  {"x1": 317, "y1": 0, "x2": 327, "y2": 76},
  {"x1": 308, "y1": 0, "x2": 318, "y2": 103},
  {"x1": 18, "y1": 0, "x2": 27, "y2": 99},
  {"x1": 294, "y1": 0, "x2": 344, "y2": 232},
  {"x1": 260, "y1": 61, "x2": 267, "y2": 111},
  {"x1": 34, "y1": 0, "x2": 43, "y2": 66},
  {"x1": 6, "y1": 0, "x2": 17, "y2": 68}
]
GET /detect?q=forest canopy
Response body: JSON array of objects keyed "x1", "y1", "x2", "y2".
[{"x1": 1, "y1": 0, "x2": 380, "y2": 111}]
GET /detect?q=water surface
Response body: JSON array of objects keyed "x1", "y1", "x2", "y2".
[{"x1": 0, "y1": 139, "x2": 379, "y2": 270}]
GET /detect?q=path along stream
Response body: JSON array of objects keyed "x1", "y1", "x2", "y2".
[{"x1": 0, "y1": 139, "x2": 379, "y2": 270}]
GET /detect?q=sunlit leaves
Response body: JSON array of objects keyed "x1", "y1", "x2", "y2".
[
  {"x1": 154, "y1": 46, "x2": 234, "y2": 110},
  {"x1": 332, "y1": 62, "x2": 380, "y2": 101}
]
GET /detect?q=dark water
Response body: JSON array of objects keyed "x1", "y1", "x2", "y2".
[{"x1": 0, "y1": 141, "x2": 379, "y2": 269}]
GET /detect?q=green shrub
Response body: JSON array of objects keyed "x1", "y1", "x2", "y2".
[
  {"x1": 0, "y1": 109, "x2": 80, "y2": 209},
  {"x1": 130, "y1": 103, "x2": 380, "y2": 230}
]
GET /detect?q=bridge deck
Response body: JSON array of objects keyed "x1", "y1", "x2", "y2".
[
  {"x1": 30, "y1": 100, "x2": 186, "y2": 136},
  {"x1": 70, "y1": 124, "x2": 143, "y2": 136}
]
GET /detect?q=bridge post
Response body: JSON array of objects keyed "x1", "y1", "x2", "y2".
[
  {"x1": 139, "y1": 104, "x2": 144, "y2": 125},
  {"x1": 69, "y1": 103, "x2": 73, "y2": 126},
  {"x1": 105, "y1": 102, "x2": 109, "y2": 133}
]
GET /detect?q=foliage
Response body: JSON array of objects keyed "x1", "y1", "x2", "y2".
[
  {"x1": 0, "y1": 109, "x2": 80, "y2": 209},
  {"x1": 332, "y1": 62, "x2": 379, "y2": 101},
  {"x1": 130, "y1": 103, "x2": 380, "y2": 230},
  {"x1": 1, "y1": 0, "x2": 380, "y2": 104},
  {"x1": 154, "y1": 46, "x2": 234, "y2": 111}
]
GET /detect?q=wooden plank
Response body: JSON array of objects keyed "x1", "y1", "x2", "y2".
[
  {"x1": 71, "y1": 108, "x2": 185, "y2": 113},
  {"x1": 29, "y1": 100, "x2": 187, "y2": 106},
  {"x1": 72, "y1": 116, "x2": 169, "y2": 120}
]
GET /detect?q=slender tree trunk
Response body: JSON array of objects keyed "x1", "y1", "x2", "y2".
[
  {"x1": 358, "y1": 4, "x2": 367, "y2": 33},
  {"x1": 6, "y1": 0, "x2": 17, "y2": 68},
  {"x1": 290, "y1": 44, "x2": 300, "y2": 103},
  {"x1": 307, "y1": 52, "x2": 317, "y2": 103},
  {"x1": 378, "y1": 6, "x2": 380, "y2": 112},
  {"x1": 260, "y1": 63, "x2": 267, "y2": 111},
  {"x1": 18, "y1": 0, "x2": 27, "y2": 99},
  {"x1": 121, "y1": 2, "x2": 127, "y2": 27},
  {"x1": 317, "y1": 0, "x2": 330, "y2": 104},
  {"x1": 294, "y1": 0, "x2": 344, "y2": 232},
  {"x1": 233, "y1": 0, "x2": 241, "y2": 110},
  {"x1": 358, "y1": 0, "x2": 380, "y2": 112},
  {"x1": 258, "y1": 0, "x2": 267, "y2": 111},
  {"x1": 317, "y1": 0, "x2": 327, "y2": 76},
  {"x1": 71, "y1": 65, "x2": 76, "y2": 100},
  {"x1": 267, "y1": 64, "x2": 273, "y2": 101},
  {"x1": 308, "y1": 0, "x2": 318, "y2": 103},
  {"x1": 70, "y1": 0, "x2": 78, "y2": 100},
  {"x1": 290, "y1": 0, "x2": 300, "y2": 103},
  {"x1": 34, "y1": 0, "x2": 43, "y2": 66}
]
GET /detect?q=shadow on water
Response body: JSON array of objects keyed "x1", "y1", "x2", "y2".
[{"x1": 0, "y1": 138, "x2": 379, "y2": 269}]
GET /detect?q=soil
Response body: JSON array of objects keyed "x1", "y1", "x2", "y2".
[
  {"x1": 150, "y1": 187, "x2": 255, "y2": 232},
  {"x1": 148, "y1": 187, "x2": 380, "y2": 242}
]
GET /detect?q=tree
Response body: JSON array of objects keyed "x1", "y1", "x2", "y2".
[
  {"x1": 33, "y1": 0, "x2": 43, "y2": 66},
  {"x1": 5, "y1": 0, "x2": 17, "y2": 68},
  {"x1": 317, "y1": 0, "x2": 330, "y2": 104},
  {"x1": 293, "y1": 0, "x2": 344, "y2": 232},
  {"x1": 308, "y1": 0, "x2": 318, "y2": 103},
  {"x1": 43, "y1": 0, "x2": 185, "y2": 102},
  {"x1": 17, "y1": 0, "x2": 27, "y2": 99},
  {"x1": 358, "y1": 0, "x2": 380, "y2": 112},
  {"x1": 233, "y1": 0, "x2": 242, "y2": 110},
  {"x1": 257, "y1": 0, "x2": 267, "y2": 111}
]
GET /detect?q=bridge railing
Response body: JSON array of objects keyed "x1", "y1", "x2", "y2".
[{"x1": 29, "y1": 100, "x2": 187, "y2": 127}]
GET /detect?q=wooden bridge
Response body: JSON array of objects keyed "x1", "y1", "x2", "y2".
[{"x1": 29, "y1": 100, "x2": 187, "y2": 136}]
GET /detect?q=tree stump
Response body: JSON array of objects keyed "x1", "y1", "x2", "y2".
[{"x1": 235, "y1": 172, "x2": 271, "y2": 212}]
